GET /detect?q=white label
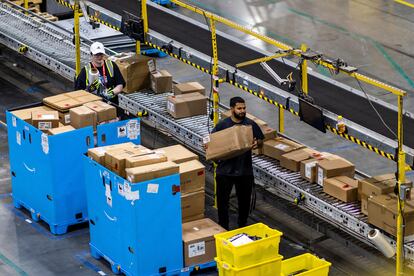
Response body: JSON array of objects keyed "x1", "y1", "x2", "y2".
[
  {"x1": 105, "y1": 184, "x2": 112, "y2": 207},
  {"x1": 305, "y1": 161, "x2": 317, "y2": 178},
  {"x1": 203, "y1": 136, "x2": 210, "y2": 144},
  {"x1": 40, "y1": 114, "x2": 55, "y2": 120},
  {"x1": 147, "y1": 183, "x2": 159, "y2": 194},
  {"x1": 167, "y1": 101, "x2": 175, "y2": 113},
  {"x1": 317, "y1": 167, "x2": 324, "y2": 186},
  {"x1": 16, "y1": 131, "x2": 21, "y2": 145},
  {"x1": 188, "y1": 241, "x2": 206, "y2": 258},
  {"x1": 117, "y1": 126, "x2": 127, "y2": 138},
  {"x1": 125, "y1": 190, "x2": 139, "y2": 201},
  {"x1": 126, "y1": 119, "x2": 139, "y2": 140},
  {"x1": 147, "y1": 60, "x2": 156, "y2": 73},
  {"x1": 64, "y1": 114, "x2": 71, "y2": 124},
  {"x1": 274, "y1": 144, "x2": 289, "y2": 150},
  {"x1": 38, "y1": 122, "x2": 52, "y2": 130},
  {"x1": 12, "y1": 116, "x2": 17, "y2": 127},
  {"x1": 41, "y1": 133, "x2": 49, "y2": 154}
]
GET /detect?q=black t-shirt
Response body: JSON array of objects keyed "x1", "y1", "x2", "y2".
[
  {"x1": 212, "y1": 117, "x2": 264, "y2": 176},
  {"x1": 74, "y1": 61, "x2": 126, "y2": 91}
]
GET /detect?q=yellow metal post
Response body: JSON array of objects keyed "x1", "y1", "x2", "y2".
[
  {"x1": 396, "y1": 95, "x2": 406, "y2": 275},
  {"x1": 24, "y1": 0, "x2": 28, "y2": 11},
  {"x1": 141, "y1": 0, "x2": 148, "y2": 34},
  {"x1": 278, "y1": 107, "x2": 284, "y2": 133},
  {"x1": 301, "y1": 44, "x2": 308, "y2": 94},
  {"x1": 136, "y1": 41, "x2": 141, "y2": 55},
  {"x1": 74, "y1": 0, "x2": 81, "y2": 77}
]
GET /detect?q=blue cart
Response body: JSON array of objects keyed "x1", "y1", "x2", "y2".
[{"x1": 6, "y1": 103, "x2": 140, "y2": 235}]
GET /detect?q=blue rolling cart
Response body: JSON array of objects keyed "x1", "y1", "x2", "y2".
[{"x1": 6, "y1": 103, "x2": 140, "y2": 235}]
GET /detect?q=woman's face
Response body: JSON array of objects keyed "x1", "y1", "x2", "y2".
[{"x1": 91, "y1": 53, "x2": 104, "y2": 66}]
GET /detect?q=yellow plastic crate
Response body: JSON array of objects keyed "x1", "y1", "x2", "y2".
[
  {"x1": 216, "y1": 255, "x2": 283, "y2": 276},
  {"x1": 214, "y1": 223, "x2": 282, "y2": 268},
  {"x1": 280, "y1": 253, "x2": 331, "y2": 276}
]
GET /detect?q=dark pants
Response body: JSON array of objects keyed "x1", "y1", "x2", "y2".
[{"x1": 216, "y1": 174, "x2": 254, "y2": 230}]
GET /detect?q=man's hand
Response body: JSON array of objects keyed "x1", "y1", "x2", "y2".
[
  {"x1": 103, "y1": 87, "x2": 115, "y2": 99},
  {"x1": 87, "y1": 79, "x2": 99, "y2": 92},
  {"x1": 252, "y1": 138, "x2": 258, "y2": 149}
]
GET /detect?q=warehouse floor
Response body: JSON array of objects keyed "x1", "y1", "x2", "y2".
[{"x1": 1, "y1": 0, "x2": 414, "y2": 275}]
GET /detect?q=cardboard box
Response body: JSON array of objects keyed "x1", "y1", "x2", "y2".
[
  {"x1": 361, "y1": 194, "x2": 369, "y2": 215},
  {"x1": 58, "y1": 111, "x2": 71, "y2": 125},
  {"x1": 83, "y1": 101, "x2": 117, "y2": 123},
  {"x1": 182, "y1": 218, "x2": 226, "y2": 266},
  {"x1": 43, "y1": 91, "x2": 100, "y2": 111},
  {"x1": 316, "y1": 158, "x2": 355, "y2": 186},
  {"x1": 174, "y1": 82, "x2": 205, "y2": 95},
  {"x1": 110, "y1": 53, "x2": 154, "y2": 93},
  {"x1": 87, "y1": 142, "x2": 137, "y2": 165},
  {"x1": 167, "y1": 93, "x2": 208, "y2": 119},
  {"x1": 323, "y1": 176, "x2": 358, "y2": 202},
  {"x1": 11, "y1": 106, "x2": 53, "y2": 123},
  {"x1": 70, "y1": 106, "x2": 97, "y2": 129},
  {"x1": 205, "y1": 125, "x2": 253, "y2": 161},
  {"x1": 105, "y1": 146, "x2": 153, "y2": 177},
  {"x1": 263, "y1": 137, "x2": 304, "y2": 161},
  {"x1": 280, "y1": 148, "x2": 319, "y2": 172},
  {"x1": 125, "y1": 161, "x2": 179, "y2": 183},
  {"x1": 181, "y1": 190, "x2": 205, "y2": 223},
  {"x1": 300, "y1": 159, "x2": 319, "y2": 183},
  {"x1": 359, "y1": 174, "x2": 396, "y2": 198},
  {"x1": 262, "y1": 126, "x2": 278, "y2": 141},
  {"x1": 47, "y1": 125, "x2": 75, "y2": 135},
  {"x1": 179, "y1": 160, "x2": 205, "y2": 194},
  {"x1": 151, "y1": 70, "x2": 173, "y2": 93},
  {"x1": 155, "y1": 145, "x2": 198, "y2": 164},
  {"x1": 125, "y1": 153, "x2": 166, "y2": 168},
  {"x1": 31, "y1": 110, "x2": 59, "y2": 130},
  {"x1": 368, "y1": 194, "x2": 414, "y2": 237}
]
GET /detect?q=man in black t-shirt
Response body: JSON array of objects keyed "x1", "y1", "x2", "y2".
[
  {"x1": 75, "y1": 42, "x2": 126, "y2": 105},
  {"x1": 211, "y1": 97, "x2": 264, "y2": 230}
]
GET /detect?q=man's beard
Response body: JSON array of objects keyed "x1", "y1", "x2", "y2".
[{"x1": 234, "y1": 112, "x2": 246, "y2": 120}]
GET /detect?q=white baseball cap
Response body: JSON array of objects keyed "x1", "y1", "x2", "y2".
[{"x1": 90, "y1": 42, "x2": 106, "y2": 55}]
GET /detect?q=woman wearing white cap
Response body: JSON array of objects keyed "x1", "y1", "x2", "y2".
[{"x1": 75, "y1": 42, "x2": 125, "y2": 104}]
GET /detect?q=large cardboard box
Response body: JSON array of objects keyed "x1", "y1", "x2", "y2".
[
  {"x1": 83, "y1": 101, "x2": 117, "y2": 123},
  {"x1": 31, "y1": 110, "x2": 59, "y2": 130},
  {"x1": 151, "y1": 70, "x2": 173, "y2": 93},
  {"x1": 11, "y1": 105, "x2": 53, "y2": 123},
  {"x1": 174, "y1": 82, "x2": 205, "y2": 95},
  {"x1": 110, "y1": 54, "x2": 153, "y2": 93},
  {"x1": 316, "y1": 158, "x2": 355, "y2": 186},
  {"x1": 359, "y1": 174, "x2": 396, "y2": 198},
  {"x1": 105, "y1": 146, "x2": 153, "y2": 177},
  {"x1": 323, "y1": 176, "x2": 358, "y2": 202},
  {"x1": 368, "y1": 194, "x2": 414, "y2": 237},
  {"x1": 87, "y1": 142, "x2": 137, "y2": 165},
  {"x1": 182, "y1": 218, "x2": 226, "y2": 266},
  {"x1": 155, "y1": 145, "x2": 198, "y2": 164},
  {"x1": 125, "y1": 153, "x2": 166, "y2": 168},
  {"x1": 263, "y1": 137, "x2": 304, "y2": 161},
  {"x1": 280, "y1": 148, "x2": 319, "y2": 172},
  {"x1": 47, "y1": 125, "x2": 75, "y2": 135},
  {"x1": 70, "y1": 106, "x2": 97, "y2": 129},
  {"x1": 43, "y1": 91, "x2": 101, "y2": 111},
  {"x1": 181, "y1": 190, "x2": 205, "y2": 223},
  {"x1": 125, "y1": 161, "x2": 179, "y2": 183},
  {"x1": 205, "y1": 125, "x2": 253, "y2": 161},
  {"x1": 167, "y1": 93, "x2": 208, "y2": 119},
  {"x1": 179, "y1": 160, "x2": 205, "y2": 194}
]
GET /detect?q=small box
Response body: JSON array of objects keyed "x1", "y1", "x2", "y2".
[
  {"x1": 11, "y1": 105, "x2": 53, "y2": 123},
  {"x1": 83, "y1": 101, "x2": 117, "y2": 123},
  {"x1": 182, "y1": 218, "x2": 226, "y2": 267},
  {"x1": 70, "y1": 106, "x2": 97, "y2": 129},
  {"x1": 125, "y1": 161, "x2": 179, "y2": 183},
  {"x1": 87, "y1": 142, "x2": 137, "y2": 165},
  {"x1": 368, "y1": 194, "x2": 414, "y2": 237},
  {"x1": 174, "y1": 82, "x2": 205, "y2": 95},
  {"x1": 316, "y1": 158, "x2": 355, "y2": 186},
  {"x1": 280, "y1": 148, "x2": 319, "y2": 172},
  {"x1": 359, "y1": 174, "x2": 395, "y2": 197},
  {"x1": 181, "y1": 190, "x2": 205, "y2": 223},
  {"x1": 167, "y1": 93, "x2": 208, "y2": 119},
  {"x1": 31, "y1": 110, "x2": 59, "y2": 130},
  {"x1": 105, "y1": 146, "x2": 152, "y2": 177},
  {"x1": 263, "y1": 137, "x2": 304, "y2": 161},
  {"x1": 151, "y1": 70, "x2": 173, "y2": 93},
  {"x1": 205, "y1": 125, "x2": 253, "y2": 161},
  {"x1": 58, "y1": 111, "x2": 71, "y2": 125},
  {"x1": 47, "y1": 125, "x2": 75, "y2": 135},
  {"x1": 323, "y1": 176, "x2": 358, "y2": 202},
  {"x1": 155, "y1": 145, "x2": 198, "y2": 164},
  {"x1": 179, "y1": 160, "x2": 205, "y2": 194},
  {"x1": 125, "y1": 153, "x2": 166, "y2": 168}
]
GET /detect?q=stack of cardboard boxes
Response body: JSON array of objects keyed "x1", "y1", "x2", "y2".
[{"x1": 167, "y1": 82, "x2": 207, "y2": 119}]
